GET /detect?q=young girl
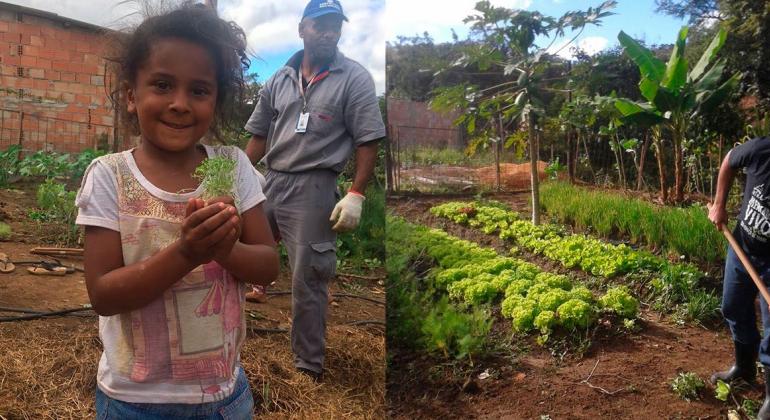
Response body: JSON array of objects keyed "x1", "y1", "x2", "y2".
[{"x1": 75, "y1": 4, "x2": 279, "y2": 418}]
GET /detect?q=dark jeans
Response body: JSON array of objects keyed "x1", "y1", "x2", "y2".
[
  {"x1": 95, "y1": 366, "x2": 254, "y2": 419},
  {"x1": 721, "y1": 247, "x2": 770, "y2": 365}
]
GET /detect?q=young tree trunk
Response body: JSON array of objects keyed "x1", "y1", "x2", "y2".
[
  {"x1": 495, "y1": 115, "x2": 503, "y2": 191},
  {"x1": 384, "y1": 130, "x2": 394, "y2": 193},
  {"x1": 637, "y1": 132, "x2": 650, "y2": 191},
  {"x1": 653, "y1": 128, "x2": 668, "y2": 203},
  {"x1": 611, "y1": 135, "x2": 626, "y2": 189},
  {"x1": 580, "y1": 131, "x2": 597, "y2": 183},
  {"x1": 673, "y1": 132, "x2": 684, "y2": 203},
  {"x1": 567, "y1": 127, "x2": 575, "y2": 184},
  {"x1": 529, "y1": 112, "x2": 540, "y2": 225},
  {"x1": 617, "y1": 134, "x2": 627, "y2": 188}
]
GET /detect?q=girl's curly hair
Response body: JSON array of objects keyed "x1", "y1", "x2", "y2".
[{"x1": 109, "y1": 2, "x2": 250, "y2": 141}]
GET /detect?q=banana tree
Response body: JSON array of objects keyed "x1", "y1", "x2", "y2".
[
  {"x1": 431, "y1": 0, "x2": 616, "y2": 224},
  {"x1": 614, "y1": 27, "x2": 740, "y2": 203}
]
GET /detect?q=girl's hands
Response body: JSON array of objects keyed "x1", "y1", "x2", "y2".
[
  {"x1": 179, "y1": 198, "x2": 240, "y2": 265},
  {"x1": 205, "y1": 196, "x2": 242, "y2": 262}
]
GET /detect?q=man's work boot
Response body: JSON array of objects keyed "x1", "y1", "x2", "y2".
[
  {"x1": 758, "y1": 367, "x2": 770, "y2": 420},
  {"x1": 710, "y1": 341, "x2": 758, "y2": 385}
]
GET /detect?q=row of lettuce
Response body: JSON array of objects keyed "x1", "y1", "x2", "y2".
[
  {"x1": 387, "y1": 215, "x2": 639, "y2": 360},
  {"x1": 430, "y1": 201, "x2": 719, "y2": 322}
]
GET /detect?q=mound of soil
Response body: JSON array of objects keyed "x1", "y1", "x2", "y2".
[{"x1": 475, "y1": 161, "x2": 548, "y2": 191}]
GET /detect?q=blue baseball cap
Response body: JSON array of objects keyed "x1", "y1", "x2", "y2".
[{"x1": 302, "y1": 0, "x2": 348, "y2": 22}]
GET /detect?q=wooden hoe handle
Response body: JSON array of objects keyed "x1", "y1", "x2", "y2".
[{"x1": 721, "y1": 225, "x2": 770, "y2": 304}]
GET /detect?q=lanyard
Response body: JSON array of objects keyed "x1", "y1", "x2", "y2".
[{"x1": 298, "y1": 66, "x2": 329, "y2": 112}]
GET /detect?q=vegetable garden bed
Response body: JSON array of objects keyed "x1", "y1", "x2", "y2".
[{"x1": 387, "y1": 193, "x2": 758, "y2": 419}]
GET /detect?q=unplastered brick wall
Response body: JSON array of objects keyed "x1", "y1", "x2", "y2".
[
  {"x1": 0, "y1": 5, "x2": 117, "y2": 153},
  {"x1": 387, "y1": 97, "x2": 464, "y2": 149}
]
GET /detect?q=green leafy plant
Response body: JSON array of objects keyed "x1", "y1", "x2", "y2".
[
  {"x1": 421, "y1": 297, "x2": 493, "y2": 361},
  {"x1": 69, "y1": 148, "x2": 107, "y2": 180},
  {"x1": 0, "y1": 145, "x2": 21, "y2": 187},
  {"x1": 598, "y1": 286, "x2": 639, "y2": 319},
  {"x1": 670, "y1": 372, "x2": 705, "y2": 401},
  {"x1": 544, "y1": 158, "x2": 566, "y2": 180},
  {"x1": 33, "y1": 179, "x2": 79, "y2": 245},
  {"x1": 193, "y1": 156, "x2": 237, "y2": 200},
  {"x1": 675, "y1": 289, "x2": 720, "y2": 324},
  {"x1": 19, "y1": 151, "x2": 72, "y2": 179},
  {"x1": 386, "y1": 216, "x2": 494, "y2": 361},
  {"x1": 742, "y1": 398, "x2": 760, "y2": 418},
  {"x1": 715, "y1": 379, "x2": 731, "y2": 402},
  {"x1": 432, "y1": 200, "x2": 710, "y2": 318},
  {"x1": 557, "y1": 299, "x2": 596, "y2": 330},
  {"x1": 0, "y1": 222, "x2": 11, "y2": 240}
]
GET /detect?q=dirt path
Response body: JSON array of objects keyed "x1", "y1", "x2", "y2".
[{"x1": 387, "y1": 194, "x2": 747, "y2": 419}]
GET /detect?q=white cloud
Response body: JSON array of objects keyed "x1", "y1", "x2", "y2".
[
  {"x1": 577, "y1": 36, "x2": 609, "y2": 55},
  {"x1": 6, "y1": 0, "x2": 386, "y2": 93},
  {"x1": 5, "y1": 0, "x2": 135, "y2": 28},
  {"x1": 547, "y1": 36, "x2": 609, "y2": 60},
  {"x1": 222, "y1": 0, "x2": 385, "y2": 94},
  {"x1": 385, "y1": 0, "x2": 531, "y2": 43}
]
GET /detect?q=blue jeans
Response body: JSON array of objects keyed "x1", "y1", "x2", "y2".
[
  {"x1": 95, "y1": 367, "x2": 254, "y2": 420},
  {"x1": 721, "y1": 247, "x2": 770, "y2": 365}
]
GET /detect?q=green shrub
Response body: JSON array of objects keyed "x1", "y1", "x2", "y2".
[
  {"x1": 0, "y1": 145, "x2": 21, "y2": 187},
  {"x1": 421, "y1": 297, "x2": 492, "y2": 360},
  {"x1": 670, "y1": 372, "x2": 705, "y2": 401},
  {"x1": 32, "y1": 179, "x2": 78, "y2": 245},
  {"x1": 0, "y1": 222, "x2": 11, "y2": 240}
]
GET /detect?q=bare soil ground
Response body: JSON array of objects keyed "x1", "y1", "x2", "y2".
[
  {"x1": 0, "y1": 185, "x2": 385, "y2": 419},
  {"x1": 387, "y1": 194, "x2": 758, "y2": 420},
  {"x1": 398, "y1": 162, "x2": 548, "y2": 193}
]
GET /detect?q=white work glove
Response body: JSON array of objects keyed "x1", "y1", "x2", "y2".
[{"x1": 330, "y1": 192, "x2": 365, "y2": 232}]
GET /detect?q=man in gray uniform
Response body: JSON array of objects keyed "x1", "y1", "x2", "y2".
[{"x1": 243, "y1": 0, "x2": 385, "y2": 380}]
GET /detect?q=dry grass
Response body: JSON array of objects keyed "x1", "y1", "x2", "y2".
[
  {"x1": 0, "y1": 319, "x2": 99, "y2": 419},
  {"x1": 0, "y1": 318, "x2": 384, "y2": 419}
]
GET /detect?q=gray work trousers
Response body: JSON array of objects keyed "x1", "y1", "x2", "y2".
[{"x1": 263, "y1": 169, "x2": 338, "y2": 374}]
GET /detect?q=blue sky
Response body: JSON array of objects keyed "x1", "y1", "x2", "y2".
[
  {"x1": 8, "y1": 0, "x2": 687, "y2": 95},
  {"x1": 386, "y1": 0, "x2": 687, "y2": 57},
  {"x1": 246, "y1": 0, "x2": 688, "y2": 92}
]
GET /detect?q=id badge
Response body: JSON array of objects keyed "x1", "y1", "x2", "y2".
[{"x1": 295, "y1": 112, "x2": 309, "y2": 133}]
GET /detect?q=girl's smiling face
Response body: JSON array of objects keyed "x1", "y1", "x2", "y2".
[{"x1": 127, "y1": 37, "x2": 218, "y2": 153}]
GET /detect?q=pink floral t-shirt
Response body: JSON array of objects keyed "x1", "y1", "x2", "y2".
[{"x1": 75, "y1": 144, "x2": 264, "y2": 404}]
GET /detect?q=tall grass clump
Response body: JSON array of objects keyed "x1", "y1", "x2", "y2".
[{"x1": 540, "y1": 182, "x2": 724, "y2": 262}]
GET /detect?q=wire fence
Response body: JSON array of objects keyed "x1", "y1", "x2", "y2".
[{"x1": 388, "y1": 124, "x2": 545, "y2": 194}]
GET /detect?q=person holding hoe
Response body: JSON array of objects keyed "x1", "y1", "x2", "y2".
[
  {"x1": 709, "y1": 136, "x2": 770, "y2": 418},
  {"x1": 242, "y1": 0, "x2": 385, "y2": 381}
]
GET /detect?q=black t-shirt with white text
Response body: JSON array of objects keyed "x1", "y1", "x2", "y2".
[{"x1": 729, "y1": 137, "x2": 770, "y2": 257}]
